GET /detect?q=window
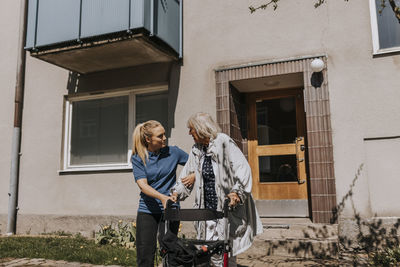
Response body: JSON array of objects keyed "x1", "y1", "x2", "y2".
[
  {"x1": 370, "y1": 0, "x2": 400, "y2": 54},
  {"x1": 62, "y1": 86, "x2": 168, "y2": 172}
]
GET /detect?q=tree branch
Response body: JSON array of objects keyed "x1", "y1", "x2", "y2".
[
  {"x1": 249, "y1": 0, "x2": 279, "y2": 13},
  {"x1": 388, "y1": 0, "x2": 400, "y2": 23},
  {"x1": 250, "y1": 0, "x2": 400, "y2": 24}
]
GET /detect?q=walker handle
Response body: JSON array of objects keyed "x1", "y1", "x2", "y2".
[{"x1": 166, "y1": 199, "x2": 175, "y2": 210}]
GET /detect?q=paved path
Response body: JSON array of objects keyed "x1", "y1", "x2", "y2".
[
  {"x1": 0, "y1": 258, "x2": 121, "y2": 267},
  {"x1": 0, "y1": 255, "x2": 368, "y2": 267},
  {"x1": 0, "y1": 218, "x2": 368, "y2": 266},
  {"x1": 236, "y1": 254, "x2": 369, "y2": 267}
]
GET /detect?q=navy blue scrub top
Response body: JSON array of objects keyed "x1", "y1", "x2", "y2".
[{"x1": 132, "y1": 146, "x2": 188, "y2": 214}]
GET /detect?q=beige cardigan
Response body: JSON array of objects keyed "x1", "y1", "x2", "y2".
[{"x1": 172, "y1": 133, "x2": 263, "y2": 256}]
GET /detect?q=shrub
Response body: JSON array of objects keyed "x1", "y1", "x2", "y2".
[
  {"x1": 370, "y1": 246, "x2": 400, "y2": 266},
  {"x1": 95, "y1": 220, "x2": 136, "y2": 249}
]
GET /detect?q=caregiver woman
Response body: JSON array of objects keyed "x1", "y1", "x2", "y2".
[
  {"x1": 131, "y1": 120, "x2": 194, "y2": 267},
  {"x1": 171, "y1": 112, "x2": 263, "y2": 267}
]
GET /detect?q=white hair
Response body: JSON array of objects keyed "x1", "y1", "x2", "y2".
[{"x1": 187, "y1": 112, "x2": 221, "y2": 140}]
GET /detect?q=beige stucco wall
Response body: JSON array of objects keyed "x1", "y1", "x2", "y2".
[
  {"x1": 172, "y1": 0, "x2": 400, "y2": 219},
  {"x1": 1, "y1": 0, "x2": 400, "y2": 235},
  {"x1": 18, "y1": 55, "x2": 158, "y2": 216},
  {"x1": 0, "y1": 0, "x2": 21, "y2": 219},
  {"x1": 365, "y1": 139, "x2": 400, "y2": 216}
]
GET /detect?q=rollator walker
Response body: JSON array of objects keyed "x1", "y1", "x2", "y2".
[{"x1": 160, "y1": 198, "x2": 231, "y2": 267}]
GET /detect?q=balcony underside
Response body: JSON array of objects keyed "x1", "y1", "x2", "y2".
[{"x1": 30, "y1": 34, "x2": 178, "y2": 74}]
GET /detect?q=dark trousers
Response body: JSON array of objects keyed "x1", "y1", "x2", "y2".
[{"x1": 136, "y1": 212, "x2": 179, "y2": 267}]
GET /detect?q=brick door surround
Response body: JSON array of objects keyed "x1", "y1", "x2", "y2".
[{"x1": 215, "y1": 56, "x2": 336, "y2": 223}]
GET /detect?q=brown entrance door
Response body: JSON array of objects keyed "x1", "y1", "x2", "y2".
[{"x1": 247, "y1": 88, "x2": 308, "y2": 216}]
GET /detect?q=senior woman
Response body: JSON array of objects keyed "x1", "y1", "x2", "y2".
[{"x1": 171, "y1": 112, "x2": 263, "y2": 267}]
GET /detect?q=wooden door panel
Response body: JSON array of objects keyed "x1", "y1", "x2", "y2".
[
  {"x1": 256, "y1": 144, "x2": 296, "y2": 156},
  {"x1": 248, "y1": 89, "x2": 308, "y2": 201},
  {"x1": 257, "y1": 183, "x2": 308, "y2": 199}
]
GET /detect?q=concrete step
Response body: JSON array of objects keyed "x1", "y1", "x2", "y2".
[
  {"x1": 180, "y1": 218, "x2": 339, "y2": 259},
  {"x1": 260, "y1": 218, "x2": 337, "y2": 240},
  {"x1": 244, "y1": 237, "x2": 338, "y2": 259},
  {"x1": 243, "y1": 218, "x2": 338, "y2": 259}
]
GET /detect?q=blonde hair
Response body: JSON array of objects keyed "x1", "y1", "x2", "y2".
[
  {"x1": 132, "y1": 120, "x2": 162, "y2": 165},
  {"x1": 187, "y1": 112, "x2": 221, "y2": 140}
]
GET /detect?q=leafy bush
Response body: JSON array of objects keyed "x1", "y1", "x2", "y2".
[
  {"x1": 370, "y1": 246, "x2": 400, "y2": 266},
  {"x1": 95, "y1": 220, "x2": 136, "y2": 249}
]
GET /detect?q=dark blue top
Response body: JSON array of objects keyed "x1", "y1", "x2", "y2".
[{"x1": 131, "y1": 146, "x2": 188, "y2": 214}]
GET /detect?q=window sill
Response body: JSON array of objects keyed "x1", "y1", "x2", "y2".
[
  {"x1": 373, "y1": 47, "x2": 400, "y2": 57},
  {"x1": 59, "y1": 165, "x2": 132, "y2": 175}
]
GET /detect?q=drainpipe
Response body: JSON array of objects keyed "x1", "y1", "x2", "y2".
[{"x1": 7, "y1": 0, "x2": 28, "y2": 235}]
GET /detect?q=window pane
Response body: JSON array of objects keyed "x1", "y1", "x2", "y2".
[
  {"x1": 376, "y1": 0, "x2": 400, "y2": 49},
  {"x1": 70, "y1": 96, "x2": 128, "y2": 165},
  {"x1": 256, "y1": 97, "x2": 297, "y2": 145},
  {"x1": 136, "y1": 92, "x2": 168, "y2": 133},
  {"x1": 259, "y1": 155, "x2": 298, "y2": 183}
]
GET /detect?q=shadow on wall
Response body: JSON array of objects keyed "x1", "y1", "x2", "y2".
[
  {"x1": 251, "y1": 164, "x2": 400, "y2": 266},
  {"x1": 334, "y1": 164, "x2": 400, "y2": 265},
  {"x1": 65, "y1": 62, "x2": 181, "y2": 138},
  {"x1": 332, "y1": 164, "x2": 400, "y2": 253}
]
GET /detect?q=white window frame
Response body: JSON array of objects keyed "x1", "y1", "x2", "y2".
[
  {"x1": 369, "y1": 0, "x2": 400, "y2": 55},
  {"x1": 60, "y1": 85, "x2": 168, "y2": 173}
]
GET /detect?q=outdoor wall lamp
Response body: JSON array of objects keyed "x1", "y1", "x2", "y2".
[{"x1": 310, "y1": 58, "x2": 325, "y2": 88}]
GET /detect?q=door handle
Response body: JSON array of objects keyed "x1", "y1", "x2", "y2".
[{"x1": 295, "y1": 137, "x2": 306, "y2": 184}]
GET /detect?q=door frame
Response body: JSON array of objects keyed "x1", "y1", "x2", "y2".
[{"x1": 214, "y1": 56, "x2": 337, "y2": 223}]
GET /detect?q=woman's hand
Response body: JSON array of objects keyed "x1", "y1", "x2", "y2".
[
  {"x1": 160, "y1": 195, "x2": 173, "y2": 209},
  {"x1": 181, "y1": 173, "x2": 195, "y2": 188},
  {"x1": 137, "y1": 179, "x2": 174, "y2": 209},
  {"x1": 227, "y1": 192, "x2": 241, "y2": 207},
  {"x1": 170, "y1": 191, "x2": 178, "y2": 202}
]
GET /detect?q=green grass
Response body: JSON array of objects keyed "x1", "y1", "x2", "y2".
[{"x1": 0, "y1": 235, "x2": 136, "y2": 266}]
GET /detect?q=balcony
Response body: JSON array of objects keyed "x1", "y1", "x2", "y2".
[{"x1": 25, "y1": 0, "x2": 182, "y2": 74}]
